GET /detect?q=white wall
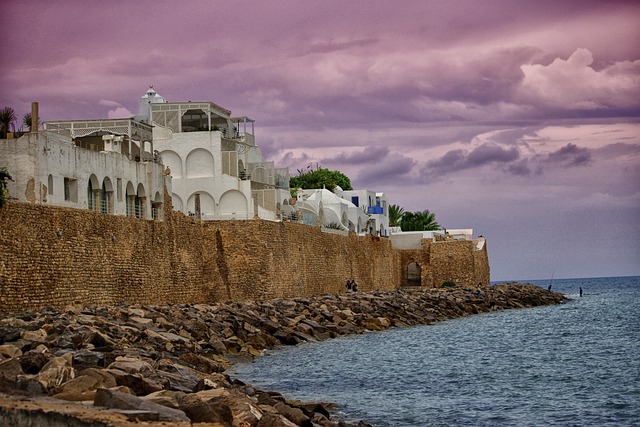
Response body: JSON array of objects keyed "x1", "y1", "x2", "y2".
[
  {"x1": 1, "y1": 132, "x2": 166, "y2": 219},
  {"x1": 153, "y1": 128, "x2": 255, "y2": 219}
]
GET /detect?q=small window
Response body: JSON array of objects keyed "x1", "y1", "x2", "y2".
[
  {"x1": 351, "y1": 196, "x2": 359, "y2": 207},
  {"x1": 117, "y1": 178, "x2": 122, "y2": 202},
  {"x1": 64, "y1": 177, "x2": 78, "y2": 202},
  {"x1": 47, "y1": 174, "x2": 54, "y2": 195}
]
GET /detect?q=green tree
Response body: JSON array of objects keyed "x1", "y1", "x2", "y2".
[
  {"x1": 0, "y1": 107, "x2": 16, "y2": 138},
  {"x1": 400, "y1": 209, "x2": 441, "y2": 231},
  {"x1": 289, "y1": 166, "x2": 352, "y2": 192},
  {"x1": 0, "y1": 168, "x2": 13, "y2": 208},
  {"x1": 388, "y1": 204, "x2": 405, "y2": 227},
  {"x1": 22, "y1": 112, "x2": 39, "y2": 131}
]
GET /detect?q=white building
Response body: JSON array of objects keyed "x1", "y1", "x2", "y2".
[
  {"x1": 294, "y1": 187, "x2": 389, "y2": 236},
  {"x1": 335, "y1": 188, "x2": 389, "y2": 236},
  {"x1": 389, "y1": 228, "x2": 486, "y2": 251},
  {"x1": 139, "y1": 88, "x2": 290, "y2": 220},
  {"x1": 1, "y1": 120, "x2": 167, "y2": 220}
]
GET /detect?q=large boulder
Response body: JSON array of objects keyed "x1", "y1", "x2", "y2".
[
  {"x1": 50, "y1": 368, "x2": 116, "y2": 401},
  {"x1": 34, "y1": 353, "x2": 75, "y2": 390},
  {"x1": 94, "y1": 387, "x2": 190, "y2": 422}
]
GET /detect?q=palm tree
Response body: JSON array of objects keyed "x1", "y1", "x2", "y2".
[
  {"x1": 0, "y1": 107, "x2": 16, "y2": 138},
  {"x1": 388, "y1": 204, "x2": 405, "y2": 227},
  {"x1": 400, "y1": 209, "x2": 441, "y2": 232},
  {"x1": 23, "y1": 113, "x2": 32, "y2": 131}
]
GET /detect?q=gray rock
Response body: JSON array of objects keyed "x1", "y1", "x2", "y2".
[{"x1": 72, "y1": 349, "x2": 104, "y2": 369}]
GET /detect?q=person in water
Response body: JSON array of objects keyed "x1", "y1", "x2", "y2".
[{"x1": 580, "y1": 287, "x2": 583, "y2": 297}]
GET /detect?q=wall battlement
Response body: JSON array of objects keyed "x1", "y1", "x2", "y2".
[{"x1": 0, "y1": 200, "x2": 489, "y2": 313}]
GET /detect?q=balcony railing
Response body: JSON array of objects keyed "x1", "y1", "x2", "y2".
[{"x1": 367, "y1": 206, "x2": 384, "y2": 215}]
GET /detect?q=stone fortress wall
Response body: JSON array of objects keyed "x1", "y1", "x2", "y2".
[{"x1": 0, "y1": 196, "x2": 489, "y2": 313}]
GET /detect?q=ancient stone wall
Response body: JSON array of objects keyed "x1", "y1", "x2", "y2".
[
  {"x1": 429, "y1": 240, "x2": 490, "y2": 288},
  {"x1": 0, "y1": 201, "x2": 221, "y2": 313},
  {"x1": 0, "y1": 201, "x2": 488, "y2": 313}
]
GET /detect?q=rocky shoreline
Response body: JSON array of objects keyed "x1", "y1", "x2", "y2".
[{"x1": 0, "y1": 283, "x2": 567, "y2": 426}]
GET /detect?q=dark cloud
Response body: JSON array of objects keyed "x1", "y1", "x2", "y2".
[
  {"x1": 505, "y1": 160, "x2": 534, "y2": 176},
  {"x1": 467, "y1": 144, "x2": 520, "y2": 166},
  {"x1": 322, "y1": 147, "x2": 390, "y2": 165},
  {"x1": 354, "y1": 153, "x2": 417, "y2": 187},
  {"x1": 547, "y1": 143, "x2": 592, "y2": 166},
  {"x1": 424, "y1": 144, "x2": 521, "y2": 180}
]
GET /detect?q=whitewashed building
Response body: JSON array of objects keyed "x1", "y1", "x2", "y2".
[
  {"x1": 295, "y1": 187, "x2": 389, "y2": 236},
  {"x1": 335, "y1": 188, "x2": 389, "y2": 236},
  {"x1": 1, "y1": 116, "x2": 167, "y2": 220},
  {"x1": 138, "y1": 87, "x2": 290, "y2": 220}
]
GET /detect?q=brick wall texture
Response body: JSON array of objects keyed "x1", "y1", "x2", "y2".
[{"x1": 0, "y1": 201, "x2": 489, "y2": 313}]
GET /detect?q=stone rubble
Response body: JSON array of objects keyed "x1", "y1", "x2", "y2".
[{"x1": 0, "y1": 283, "x2": 566, "y2": 426}]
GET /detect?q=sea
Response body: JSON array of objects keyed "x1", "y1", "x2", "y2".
[{"x1": 231, "y1": 276, "x2": 640, "y2": 426}]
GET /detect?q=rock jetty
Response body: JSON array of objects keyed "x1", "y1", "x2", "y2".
[{"x1": 0, "y1": 283, "x2": 566, "y2": 426}]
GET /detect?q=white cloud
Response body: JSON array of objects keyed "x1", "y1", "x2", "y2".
[
  {"x1": 107, "y1": 107, "x2": 133, "y2": 119},
  {"x1": 518, "y1": 48, "x2": 640, "y2": 110}
]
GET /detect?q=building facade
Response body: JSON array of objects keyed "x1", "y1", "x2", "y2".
[
  {"x1": 1, "y1": 120, "x2": 167, "y2": 220},
  {"x1": 139, "y1": 88, "x2": 290, "y2": 220},
  {"x1": 294, "y1": 187, "x2": 389, "y2": 236}
]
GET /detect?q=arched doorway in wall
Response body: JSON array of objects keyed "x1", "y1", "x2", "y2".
[
  {"x1": 125, "y1": 181, "x2": 136, "y2": 217},
  {"x1": 87, "y1": 174, "x2": 100, "y2": 211},
  {"x1": 152, "y1": 191, "x2": 163, "y2": 220},
  {"x1": 100, "y1": 177, "x2": 114, "y2": 214},
  {"x1": 407, "y1": 261, "x2": 421, "y2": 286},
  {"x1": 136, "y1": 183, "x2": 147, "y2": 219},
  {"x1": 238, "y1": 160, "x2": 247, "y2": 180},
  {"x1": 187, "y1": 192, "x2": 215, "y2": 218}
]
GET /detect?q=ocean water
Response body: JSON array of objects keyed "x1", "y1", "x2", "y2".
[{"x1": 231, "y1": 277, "x2": 640, "y2": 426}]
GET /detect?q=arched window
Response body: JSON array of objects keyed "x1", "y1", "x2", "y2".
[
  {"x1": 101, "y1": 177, "x2": 114, "y2": 214},
  {"x1": 135, "y1": 183, "x2": 146, "y2": 218},
  {"x1": 87, "y1": 174, "x2": 100, "y2": 211},
  {"x1": 125, "y1": 181, "x2": 136, "y2": 217},
  {"x1": 47, "y1": 174, "x2": 54, "y2": 195}
]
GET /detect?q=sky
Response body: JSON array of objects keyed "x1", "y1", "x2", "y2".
[{"x1": 1, "y1": 0, "x2": 639, "y2": 281}]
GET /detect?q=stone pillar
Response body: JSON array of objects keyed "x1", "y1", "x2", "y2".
[{"x1": 31, "y1": 102, "x2": 38, "y2": 132}]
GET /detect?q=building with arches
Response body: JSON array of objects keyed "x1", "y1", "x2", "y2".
[
  {"x1": 1, "y1": 124, "x2": 167, "y2": 220},
  {"x1": 138, "y1": 87, "x2": 290, "y2": 220}
]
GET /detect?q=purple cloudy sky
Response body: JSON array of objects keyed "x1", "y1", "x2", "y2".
[{"x1": 2, "y1": 1, "x2": 639, "y2": 281}]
